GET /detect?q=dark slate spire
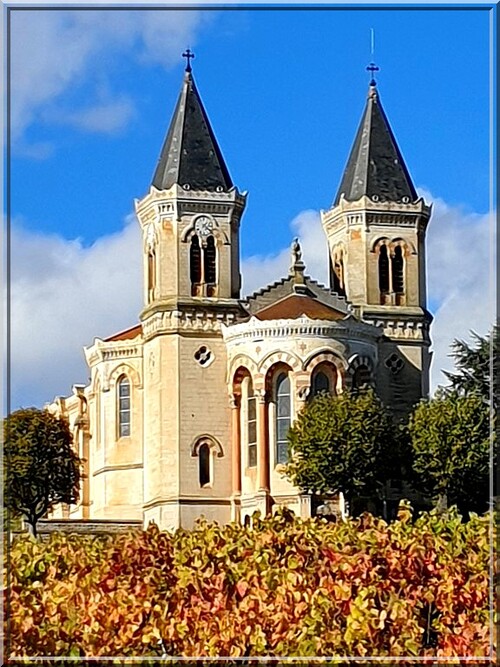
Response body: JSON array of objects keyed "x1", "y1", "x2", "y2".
[
  {"x1": 152, "y1": 59, "x2": 233, "y2": 192},
  {"x1": 334, "y1": 82, "x2": 418, "y2": 205}
]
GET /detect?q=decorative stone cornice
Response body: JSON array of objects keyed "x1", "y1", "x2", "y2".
[
  {"x1": 222, "y1": 315, "x2": 382, "y2": 346},
  {"x1": 321, "y1": 195, "x2": 432, "y2": 234},
  {"x1": 84, "y1": 338, "x2": 143, "y2": 367},
  {"x1": 363, "y1": 317, "x2": 430, "y2": 342},
  {"x1": 135, "y1": 185, "x2": 247, "y2": 224},
  {"x1": 142, "y1": 307, "x2": 238, "y2": 340}
]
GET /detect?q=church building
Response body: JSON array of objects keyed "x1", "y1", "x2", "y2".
[{"x1": 48, "y1": 56, "x2": 433, "y2": 531}]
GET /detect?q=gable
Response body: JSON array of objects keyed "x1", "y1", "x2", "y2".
[{"x1": 254, "y1": 294, "x2": 346, "y2": 321}]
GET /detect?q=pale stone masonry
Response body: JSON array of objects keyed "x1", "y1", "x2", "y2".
[{"x1": 47, "y1": 62, "x2": 432, "y2": 530}]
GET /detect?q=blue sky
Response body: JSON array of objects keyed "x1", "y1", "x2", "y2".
[{"x1": 6, "y1": 4, "x2": 496, "y2": 409}]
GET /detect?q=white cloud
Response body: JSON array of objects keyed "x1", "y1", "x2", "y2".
[
  {"x1": 241, "y1": 209, "x2": 328, "y2": 296},
  {"x1": 47, "y1": 97, "x2": 136, "y2": 135},
  {"x1": 423, "y1": 191, "x2": 495, "y2": 391},
  {"x1": 9, "y1": 216, "x2": 142, "y2": 409},
  {"x1": 10, "y1": 9, "x2": 208, "y2": 142},
  {"x1": 9, "y1": 193, "x2": 493, "y2": 408}
]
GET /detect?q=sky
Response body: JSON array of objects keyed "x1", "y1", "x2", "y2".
[{"x1": 5, "y1": 3, "x2": 496, "y2": 411}]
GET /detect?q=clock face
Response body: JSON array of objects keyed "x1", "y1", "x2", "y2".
[{"x1": 194, "y1": 216, "x2": 213, "y2": 237}]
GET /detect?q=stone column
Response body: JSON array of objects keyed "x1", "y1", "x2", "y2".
[
  {"x1": 257, "y1": 390, "x2": 269, "y2": 493},
  {"x1": 76, "y1": 421, "x2": 91, "y2": 520},
  {"x1": 230, "y1": 394, "x2": 242, "y2": 497},
  {"x1": 295, "y1": 384, "x2": 310, "y2": 415},
  {"x1": 81, "y1": 427, "x2": 90, "y2": 520}
]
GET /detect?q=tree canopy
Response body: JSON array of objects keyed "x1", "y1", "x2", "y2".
[
  {"x1": 285, "y1": 388, "x2": 401, "y2": 506},
  {"x1": 4, "y1": 408, "x2": 81, "y2": 537},
  {"x1": 442, "y1": 327, "x2": 497, "y2": 408},
  {"x1": 408, "y1": 391, "x2": 490, "y2": 515}
]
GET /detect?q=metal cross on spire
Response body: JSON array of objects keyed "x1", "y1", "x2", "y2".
[
  {"x1": 366, "y1": 62, "x2": 380, "y2": 86},
  {"x1": 182, "y1": 48, "x2": 195, "y2": 72},
  {"x1": 366, "y1": 28, "x2": 379, "y2": 86}
]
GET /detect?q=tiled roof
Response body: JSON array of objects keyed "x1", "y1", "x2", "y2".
[
  {"x1": 334, "y1": 83, "x2": 417, "y2": 205},
  {"x1": 152, "y1": 70, "x2": 233, "y2": 192},
  {"x1": 255, "y1": 294, "x2": 346, "y2": 321},
  {"x1": 104, "y1": 324, "x2": 142, "y2": 342},
  {"x1": 243, "y1": 275, "x2": 350, "y2": 320}
]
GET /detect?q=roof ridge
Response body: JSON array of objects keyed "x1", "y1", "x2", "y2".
[
  {"x1": 244, "y1": 276, "x2": 291, "y2": 301},
  {"x1": 304, "y1": 276, "x2": 348, "y2": 303}
]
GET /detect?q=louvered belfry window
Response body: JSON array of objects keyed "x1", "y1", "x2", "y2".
[
  {"x1": 392, "y1": 245, "x2": 404, "y2": 294},
  {"x1": 379, "y1": 244, "x2": 390, "y2": 293},
  {"x1": 204, "y1": 235, "x2": 217, "y2": 284},
  {"x1": 190, "y1": 235, "x2": 202, "y2": 289}
]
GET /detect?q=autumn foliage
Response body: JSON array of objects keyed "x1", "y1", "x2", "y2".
[{"x1": 5, "y1": 506, "x2": 494, "y2": 660}]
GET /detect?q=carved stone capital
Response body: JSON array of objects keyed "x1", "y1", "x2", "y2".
[
  {"x1": 229, "y1": 393, "x2": 240, "y2": 409},
  {"x1": 256, "y1": 388, "x2": 267, "y2": 404}
]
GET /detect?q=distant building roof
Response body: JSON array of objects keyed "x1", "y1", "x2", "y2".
[
  {"x1": 104, "y1": 324, "x2": 142, "y2": 342},
  {"x1": 334, "y1": 83, "x2": 418, "y2": 205}
]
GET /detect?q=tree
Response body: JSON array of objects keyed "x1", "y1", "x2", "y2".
[
  {"x1": 3, "y1": 408, "x2": 81, "y2": 537},
  {"x1": 442, "y1": 327, "x2": 497, "y2": 408},
  {"x1": 408, "y1": 391, "x2": 490, "y2": 515},
  {"x1": 285, "y1": 388, "x2": 401, "y2": 510}
]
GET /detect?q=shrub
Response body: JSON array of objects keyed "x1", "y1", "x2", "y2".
[{"x1": 4, "y1": 506, "x2": 495, "y2": 659}]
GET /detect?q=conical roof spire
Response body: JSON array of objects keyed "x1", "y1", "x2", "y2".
[
  {"x1": 152, "y1": 54, "x2": 233, "y2": 192},
  {"x1": 334, "y1": 76, "x2": 418, "y2": 206}
]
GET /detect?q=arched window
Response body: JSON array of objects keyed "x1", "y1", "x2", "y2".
[
  {"x1": 247, "y1": 380, "x2": 257, "y2": 468},
  {"x1": 379, "y1": 244, "x2": 390, "y2": 295},
  {"x1": 147, "y1": 250, "x2": 156, "y2": 302},
  {"x1": 275, "y1": 372, "x2": 291, "y2": 465},
  {"x1": 352, "y1": 365, "x2": 371, "y2": 392},
  {"x1": 312, "y1": 371, "x2": 330, "y2": 397},
  {"x1": 190, "y1": 235, "x2": 202, "y2": 294},
  {"x1": 392, "y1": 245, "x2": 404, "y2": 294},
  {"x1": 117, "y1": 376, "x2": 130, "y2": 438},
  {"x1": 199, "y1": 443, "x2": 211, "y2": 487},
  {"x1": 204, "y1": 235, "x2": 217, "y2": 295},
  {"x1": 332, "y1": 251, "x2": 346, "y2": 297}
]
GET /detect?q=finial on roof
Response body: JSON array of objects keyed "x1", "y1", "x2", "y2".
[
  {"x1": 290, "y1": 237, "x2": 305, "y2": 285},
  {"x1": 182, "y1": 48, "x2": 195, "y2": 73},
  {"x1": 366, "y1": 28, "x2": 379, "y2": 88},
  {"x1": 366, "y1": 61, "x2": 379, "y2": 87}
]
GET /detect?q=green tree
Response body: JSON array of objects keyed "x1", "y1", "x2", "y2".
[
  {"x1": 4, "y1": 408, "x2": 82, "y2": 537},
  {"x1": 442, "y1": 327, "x2": 497, "y2": 407},
  {"x1": 408, "y1": 391, "x2": 490, "y2": 514},
  {"x1": 285, "y1": 388, "x2": 401, "y2": 510}
]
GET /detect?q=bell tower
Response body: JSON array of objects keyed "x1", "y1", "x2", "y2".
[
  {"x1": 135, "y1": 52, "x2": 246, "y2": 315},
  {"x1": 321, "y1": 70, "x2": 432, "y2": 411},
  {"x1": 136, "y1": 54, "x2": 246, "y2": 530}
]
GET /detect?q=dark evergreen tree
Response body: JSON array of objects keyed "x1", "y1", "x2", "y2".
[{"x1": 442, "y1": 326, "x2": 497, "y2": 408}]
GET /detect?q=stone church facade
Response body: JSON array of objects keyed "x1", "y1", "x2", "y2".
[{"x1": 48, "y1": 60, "x2": 432, "y2": 531}]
